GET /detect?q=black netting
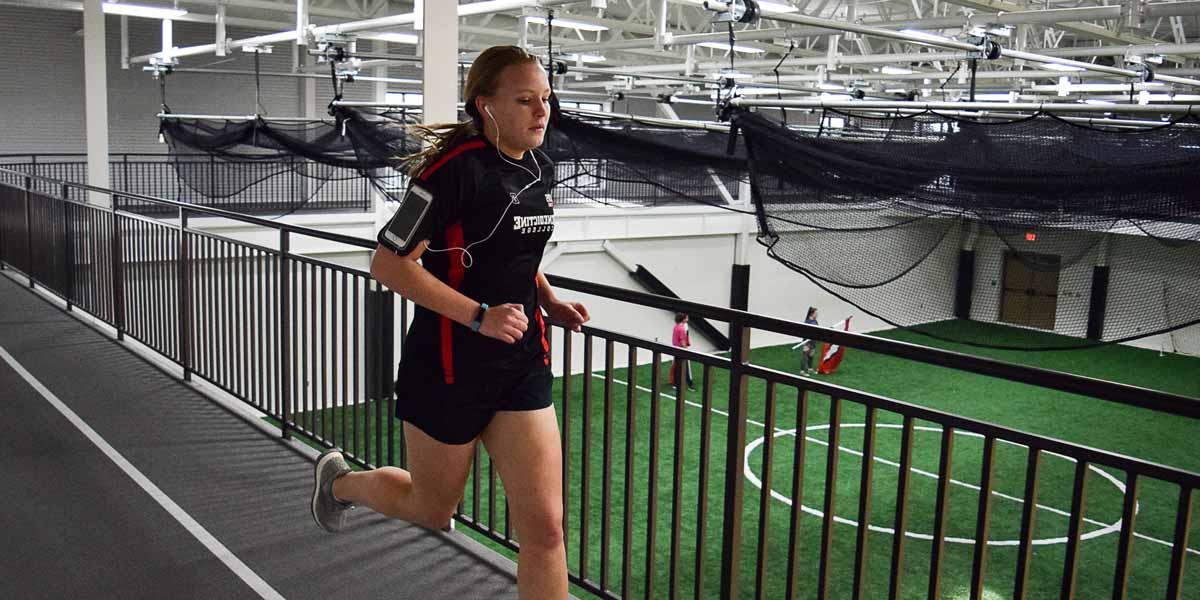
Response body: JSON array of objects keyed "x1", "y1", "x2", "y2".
[
  {"x1": 157, "y1": 108, "x2": 423, "y2": 216},
  {"x1": 734, "y1": 108, "x2": 1200, "y2": 349},
  {"x1": 542, "y1": 112, "x2": 747, "y2": 208},
  {"x1": 158, "y1": 105, "x2": 1200, "y2": 350}
]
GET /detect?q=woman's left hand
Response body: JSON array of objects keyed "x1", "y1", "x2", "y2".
[{"x1": 545, "y1": 300, "x2": 590, "y2": 332}]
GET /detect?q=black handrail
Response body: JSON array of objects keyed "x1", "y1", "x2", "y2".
[{"x1": 6, "y1": 164, "x2": 1195, "y2": 418}]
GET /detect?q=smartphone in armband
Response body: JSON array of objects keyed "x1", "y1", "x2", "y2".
[{"x1": 379, "y1": 183, "x2": 434, "y2": 254}]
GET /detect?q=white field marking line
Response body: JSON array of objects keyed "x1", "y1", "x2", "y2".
[
  {"x1": 0, "y1": 344, "x2": 287, "y2": 600},
  {"x1": 744, "y1": 427, "x2": 1126, "y2": 547},
  {"x1": 591, "y1": 372, "x2": 1200, "y2": 555}
]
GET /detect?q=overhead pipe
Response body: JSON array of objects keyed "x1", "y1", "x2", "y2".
[
  {"x1": 132, "y1": 0, "x2": 580, "y2": 64},
  {"x1": 728, "y1": 97, "x2": 1200, "y2": 114}
]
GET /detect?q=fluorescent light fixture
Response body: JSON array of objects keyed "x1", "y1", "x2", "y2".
[
  {"x1": 710, "y1": 69, "x2": 753, "y2": 80},
  {"x1": 102, "y1": 2, "x2": 187, "y2": 18},
  {"x1": 565, "y1": 53, "x2": 606, "y2": 63},
  {"x1": 974, "y1": 92, "x2": 1016, "y2": 101},
  {"x1": 697, "y1": 42, "x2": 765, "y2": 53},
  {"x1": 1043, "y1": 63, "x2": 1083, "y2": 72},
  {"x1": 737, "y1": 87, "x2": 794, "y2": 95},
  {"x1": 368, "y1": 33, "x2": 419, "y2": 44},
  {"x1": 884, "y1": 88, "x2": 909, "y2": 94},
  {"x1": 1058, "y1": 76, "x2": 1071, "y2": 97},
  {"x1": 756, "y1": 1, "x2": 800, "y2": 13},
  {"x1": 817, "y1": 82, "x2": 843, "y2": 91},
  {"x1": 881, "y1": 65, "x2": 913, "y2": 75},
  {"x1": 900, "y1": 29, "x2": 949, "y2": 43},
  {"x1": 526, "y1": 15, "x2": 608, "y2": 32},
  {"x1": 1084, "y1": 99, "x2": 1115, "y2": 105}
]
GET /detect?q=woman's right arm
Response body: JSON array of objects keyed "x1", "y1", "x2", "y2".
[{"x1": 369, "y1": 242, "x2": 528, "y2": 344}]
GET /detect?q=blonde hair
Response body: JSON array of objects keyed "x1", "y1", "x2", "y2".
[{"x1": 402, "y1": 45, "x2": 542, "y2": 176}]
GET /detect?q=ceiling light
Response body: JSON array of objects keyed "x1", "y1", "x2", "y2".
[
  {"x1": 737, "y1": 87, "x2": 794, "y2": 95},
  {"x1": 881, "y1": 65, "x2": 913, "y2": 75},
  {"x1": 565, "y1": 53, "x2": 607, "y2": 63},
  {"x1": 1058, "y1": 76, "x2": 1072, "y2": 96},
  {"x1": 885, "y1": 88, "x2": 909, "y2": 94},
  {"x1": 367, "y1": 33, "x2": 419, "y2": 45},
  {"x1": 710, "y1": 69, "x2": 753, "y2": 80},
  {"x1": 526, "y1": 15, "x2": 609, "y2": 32},
  {"x1": 1043, "y1": 63, "x2": 1084, "y2": 72},
  {"x1": 817, "y1": 82, "x2": 843, "y2": 91},
  {"x1": 697, "y1": 42, "x2": 765, "y2": 53},
  {"x1": 756, "y1": 1, "x2": 800, "y2": 13},
  {"x1": 974, "y1": 92, "x2": 1016, "y2": 101},
  {"x1": 1084, "y1": 99, "x2": 1115, "y2": 105},
  {"x1": 102, "y1": 2, "x2": 187, "y2": 19}
]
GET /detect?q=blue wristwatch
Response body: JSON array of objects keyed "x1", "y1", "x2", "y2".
[{"x1": 470, "y1": 303, "x2": 488, "y2": 332}]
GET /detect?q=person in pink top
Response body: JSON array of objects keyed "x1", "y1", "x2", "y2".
[{"x1": 670, "y1": 313, "x2": 695, "y2": 391}]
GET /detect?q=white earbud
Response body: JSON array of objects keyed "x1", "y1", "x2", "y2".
[{"x1": 423, "y1": 100, "x2": 548, "y2": 269}]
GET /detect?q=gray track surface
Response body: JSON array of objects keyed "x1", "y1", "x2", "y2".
[{"x1": 0, "y1": 272, "x2": 522, "y2": 600}]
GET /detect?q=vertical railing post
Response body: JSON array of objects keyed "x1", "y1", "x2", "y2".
[
  {"x1": 123, "y1": 154, "x2": 130, "y2": 194},
  {"x1": 24, "y1": 176, "x2": 34, "y2": 288},
  {"x1": 279, "y1": 229, "x2": 292, "y2": 440},
  {"x1": 382, "y1": 288, "x2": 395, "y2": 466},
  {"x1": 209, "y1": 154, "x2": 216, "y2": 209},
  {"x1": 178, "y1": 207, "x2": 193, "y2": 381},
  {"x1": 291, "y1": 155, "x2": 299, "y2": 212},
  {"x1": 62, "y1": 183, "x2": 74, "y2": 311},
  {"x1": 111, "y1": 195, "x2": 125, "y2": 341},
  {"x1": 0, "y1": 173, "x2": 7, "y2": 270},
  {"x1": 719, "y1": 315, "x2": 752, "y2": 600}
]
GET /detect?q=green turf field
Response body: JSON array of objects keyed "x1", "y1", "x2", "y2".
[{"x1": 280, "y1": 319, "x2": 1200, "y2": 599}]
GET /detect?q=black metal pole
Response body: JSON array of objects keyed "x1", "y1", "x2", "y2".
[
  {"x1": 24, "y1": 176, "x2": 34, "y2": 288},
  {"x1": 969, "y1": 58, "x2": 978, "y2": 102},
  {"x1": 62, "y1": 183, "x2": 73, "y2": 311},
  {"x1": 718, "y1": 319, "x2": 751, "y2": 599},
  {"x1": 111, "y1": 196, "x2": 125, "y2": 340},
  {"x1": 279, "y1": 229, "x2": 292, "y2": 439},
  {"x1": 179, "y1": 207, "x2": 192, "y2": 381}
]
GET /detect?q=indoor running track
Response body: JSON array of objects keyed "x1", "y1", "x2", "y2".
[{"x1": 0, "y1": 271, "x2": 525, "y2": 600}]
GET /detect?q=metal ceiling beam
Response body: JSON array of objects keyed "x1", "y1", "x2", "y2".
[
  {"x1": 932, "y1": 0, "x2": 1166, "y2": 47},
  {"x1": 130, "y1": 0, "x2": 580, "y2": 64}
]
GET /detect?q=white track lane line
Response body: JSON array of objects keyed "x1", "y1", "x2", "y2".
[
  {"x1": 0, "y1": 344, "x2": 287, "y2": 600},
  {"x1": 590, "y1": 371, "x2": 1200, "y2": 556}
]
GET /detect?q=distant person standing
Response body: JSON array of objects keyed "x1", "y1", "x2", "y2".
[
  {"x1": 801, "y1": 307, "x2": 819, "y2": 375},
  {"x1": 671, "y1": 313, "x2": 695, "y2": 391}
]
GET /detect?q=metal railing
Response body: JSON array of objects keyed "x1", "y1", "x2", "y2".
[
  {"x1": 0, "y1": 167, "x2": 1196, "y2": 600},
  {"x1": 0, "y1": 153, "x2": 372, "y2": 214},
  {"x1": 0, "y1": 153, "x2": 737, "y2": 211}
]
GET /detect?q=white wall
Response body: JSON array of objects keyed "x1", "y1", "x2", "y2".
[
  {"x1": 968, "y1": 226, "x2": 1200, "y2": 349},
  {"x1": 0, "y1": 6, "x2": 388, "y2": 155},
  {"x1": 1105, "y1": 234, "x2": 1200, "y2": 350}
]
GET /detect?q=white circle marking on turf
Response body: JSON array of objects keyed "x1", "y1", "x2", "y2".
[{"x1": 743, "y1": 422, "x2": 1130, "y2": 547}]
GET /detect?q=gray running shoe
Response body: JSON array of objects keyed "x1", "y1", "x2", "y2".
[{"x1": 311, "y1": 449, "x2": 354, "y2": 533}]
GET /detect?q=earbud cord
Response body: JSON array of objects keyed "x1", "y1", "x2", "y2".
[{"x1": 424, "y1": 108, "x2": 543, "y2": 268}]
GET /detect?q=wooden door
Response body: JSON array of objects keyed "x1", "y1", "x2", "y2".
[{"x1": 999, "y1": 252, "x2": 1061, "y2": 330}]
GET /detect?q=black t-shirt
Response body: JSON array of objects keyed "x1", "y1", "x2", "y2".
[{"x1": 381, "y1": 135, "x2": 556, "y2": 384}]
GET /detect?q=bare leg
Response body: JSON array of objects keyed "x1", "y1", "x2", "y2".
[
  {"x1": 332, "y1": 423, "x2": 476, "y2": 529},
  {"x1": 480, "y1": 406, "x2": 567, "y2": 600}
]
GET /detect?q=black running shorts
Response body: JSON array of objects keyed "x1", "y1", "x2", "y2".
[{"x1": 394, "y1": 368, "x2": 553, "y2": 445}]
